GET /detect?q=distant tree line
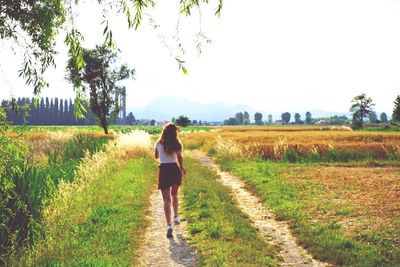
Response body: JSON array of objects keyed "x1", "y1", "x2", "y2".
[
  {"x1": 1, "y1": 97, "x2": 96, "y2": 125},
  {"x1": 223, "y1": 111, "x2": 268, "y2": 125},
  {"x1": 222, "y1": 107, "x2": 392, "y2": 127}
]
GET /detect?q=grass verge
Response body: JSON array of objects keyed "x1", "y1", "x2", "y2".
[
  {"x1": 218, "y1": 158, "x2": 400, "y2": 266},
  {"x1": 14, "y1": 157, "x2": 157, "y2": 266},
  {"x1": 181, "y1": 157, "x2": 280, "y2": 266}
]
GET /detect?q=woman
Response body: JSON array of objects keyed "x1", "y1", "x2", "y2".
[{"x1": 154, "y1": 123, "x2": 186, "y2": 238}]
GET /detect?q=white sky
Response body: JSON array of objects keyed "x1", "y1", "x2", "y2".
[{"x1": 1, "y1": 0, "x2": 400, "y2": 114}]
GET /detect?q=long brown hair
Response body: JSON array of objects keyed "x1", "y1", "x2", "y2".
[{"x1": 158, "y1": 123, "x2": 182, "y2": 154}]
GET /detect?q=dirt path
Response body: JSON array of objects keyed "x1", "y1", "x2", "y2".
[
  {"x1": 191, "y1": 153, "x2": 330, "y2": 267},
  {"x1": 137, "y1": 189, "x2": 197, "y2": 267}
]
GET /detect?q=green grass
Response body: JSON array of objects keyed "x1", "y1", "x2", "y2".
[
  {"x1": 181, "y1": 157, "x2": 280, "y2": 266},
  {"x1": 281, "y1": 148, "x2": 400, "y2": 163},
  {"x1": 15, "y1": 157, "x2": 157, "y2": 266},
  {"x1": 217, "y1": 158, "x2": 400, "y2": 266},
  {"x1": 362, "y1": 124, "x2": 400, "y2": 132}
]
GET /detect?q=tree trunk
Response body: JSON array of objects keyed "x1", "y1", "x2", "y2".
[{"x1": 101, "y1": 117, "x2": 108, "y2": 134}]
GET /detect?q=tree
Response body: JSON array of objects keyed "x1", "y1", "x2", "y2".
[
  {"x1": 54, "y1": 98, "x2": 59, "y2": 125},
  {"x1": 64, "y1": 99, "x2": 68, "y2": 121},
  {"x1": 268, "y1": 114, "x2": 273, "y2": 124},
  {"x1": 393, "y1": 95, "x2": 400, "y2": 122},
  {"x1": 281, "y1": 112, "x2": 291, "y2": 124},
  {"x1": 368, "y1": 112, "x2": 378, "y2": 123},
  {"x1": 67, "y1": 45, "x2": 135, "y2": 134},
  {"x1": 350, "y1": 93, "x2": 375, "y2": 128},
  {"x1": 192, "y1": 120, "x2": 198, "y2": 125},
  {"x1": 175, "y1": 115, "x2": 191, "y2": 127},
  {"x1": 1, "y1": 0, "x2": 223, "y2": 111},
  {"x1": 305, "y1": 111, "x2": 312, "y2": 124},
  {"x1": 68, "y1": 99, "x2": 74, "y2": 125},
  {"x1": 243, "y1": 111, "x2": 250, "y2": 124},
  {"x1": 352, "y1": 113, "x2": 362, "y2": 128},
  {"x1": 235, "y1": 112, "x2": 244, "y2": 125},
  {"x1": 223, "y1": 117, "x2": 239, "y2": 125},
  {"x1": 59, "y1": 98, "x2": 64, "y2": 125},
  {"x1": 254, "y1": 112, "x2": 263, "y2": 125},
  {"x1": 380, "y1": 112, "x2": 388, "y2": 123},
  {"x1": 294, "y1": 113, "x2": 302, "y2": 124},
  {"x1": 126, "y1": 112, "x2": 135, "y2": 125},
  {"x1": 45, "y1": 97, "x2": 50, "y2": 125},
  {"x1": 50, "y1": 98, "x2": 55, "y2": 124},
  {"x1": 325, "y1": 115, "x2": 349, "y2": 125}
]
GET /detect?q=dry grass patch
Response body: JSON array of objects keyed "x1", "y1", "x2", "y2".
[{"x1": 284, "y1": 165, "x2": 400, "y2": 244}]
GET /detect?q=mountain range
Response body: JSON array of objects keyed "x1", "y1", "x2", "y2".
[{"x1": 127, "y1": 96, "x2": 352, "y2": 122}]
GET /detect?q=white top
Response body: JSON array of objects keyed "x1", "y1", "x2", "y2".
[{"x1": 156, "y1": 143, "x2": 178, "y2": 164}]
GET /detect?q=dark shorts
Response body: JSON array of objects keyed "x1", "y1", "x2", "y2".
[{"x1": 158, "y1": 163, "x2": 182, "y2": 189}]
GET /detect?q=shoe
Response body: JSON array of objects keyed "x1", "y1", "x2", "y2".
[
  {"x1": 166, "y1": 228, "x2": 173, "y2": 238},
  {"x1": 173, "y1": 215, "x2": 181, "y2": 225}
]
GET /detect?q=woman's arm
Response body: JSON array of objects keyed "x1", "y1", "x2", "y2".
[
  {"x1": 154, "y1": 145, "x2": 159, "y2": 159},
  {"x1": 177, "y1": 151, "x2": 186, "y2": 175}
]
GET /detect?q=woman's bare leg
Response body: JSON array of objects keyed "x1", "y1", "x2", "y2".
[
  {"x1": 160, "y1": 188, "x2": 172, "y2": 225},
  {"x1": 171, "y1": 185, "x2": 180, "y2": 216}
]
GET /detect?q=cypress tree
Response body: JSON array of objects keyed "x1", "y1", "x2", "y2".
[
  {"x1": 45, "y1": 97, "x2": 50, "y2": 125},
  {"x1": 69, "y1": 99, "x2": 74, "y2": 125},
  {"x1": 64, "y1": 99, "x2": 68, "y2": 125},
  {"x1": 39, "y1": 98, "x2": 45, "y2": 125},
  {"x1": 30, "y1": 97, "x2": 35, "y2": 125},
  {"x1": 54, "y1": 97, "x2": 59, "y2": 125},
  {"x1": 59, "y1": 99, "x2": 64, "y2": 125},
  {"x1": 380, "y1": 112, "x2": 388, "y2": 123},
  {"x1": 50, "y1": 98, "x2": 55, "y2": 125},
  {"x1": 393, "y1": 95, "x2": 400, "y2": 122}
]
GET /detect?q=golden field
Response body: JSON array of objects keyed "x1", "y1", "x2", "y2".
[{"x1": 181, "y1": 126, "x2": 400, "y2": 161}]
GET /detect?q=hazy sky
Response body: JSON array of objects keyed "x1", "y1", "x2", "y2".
[{"x1": 1, "y1": 0, "x2": 400, "y2": 114}]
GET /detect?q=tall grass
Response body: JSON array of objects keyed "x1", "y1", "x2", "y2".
[
  {"x1": 20, "y1": 158, "x2": 157, "y2": 266},
  {"x1": 0, "y1": 135, "x2": 29, "y2": 264},
  {"x1": 12, "y1": 130, "x2": 152, "y2": 265},
  {"x1": 212, "y1": 135, "x2": 400, "y2": 163},
  {"x1": 0, "y1": 133, "x2": 109, "y2": 264}
]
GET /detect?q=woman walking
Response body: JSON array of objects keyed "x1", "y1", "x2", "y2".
[{"x1": 154, "y1": 123, "x2": 186, "y2": 238}]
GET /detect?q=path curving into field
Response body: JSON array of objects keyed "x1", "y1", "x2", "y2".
[
  {"x1": 137, "y1": 189, "x2": 198, "y2": 267},
  {"x1": 191, "y1": 153, "x2": 330, "y2": 267}
]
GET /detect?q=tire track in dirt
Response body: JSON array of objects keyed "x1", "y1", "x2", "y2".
[
  {"x1": 137, "y1": 189, "x2": 197, "y2": 267},
  {"x1": 191, "y1": 153, "x2": 330, "y2": 267}
]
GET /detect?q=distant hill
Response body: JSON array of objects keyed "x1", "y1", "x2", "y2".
[
  {"x1": 127, "y1": 96, "x2": 256, "y2": 122},
  {"x1": 127, "y1": 96, "x2": 353, "y2": 122}
]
